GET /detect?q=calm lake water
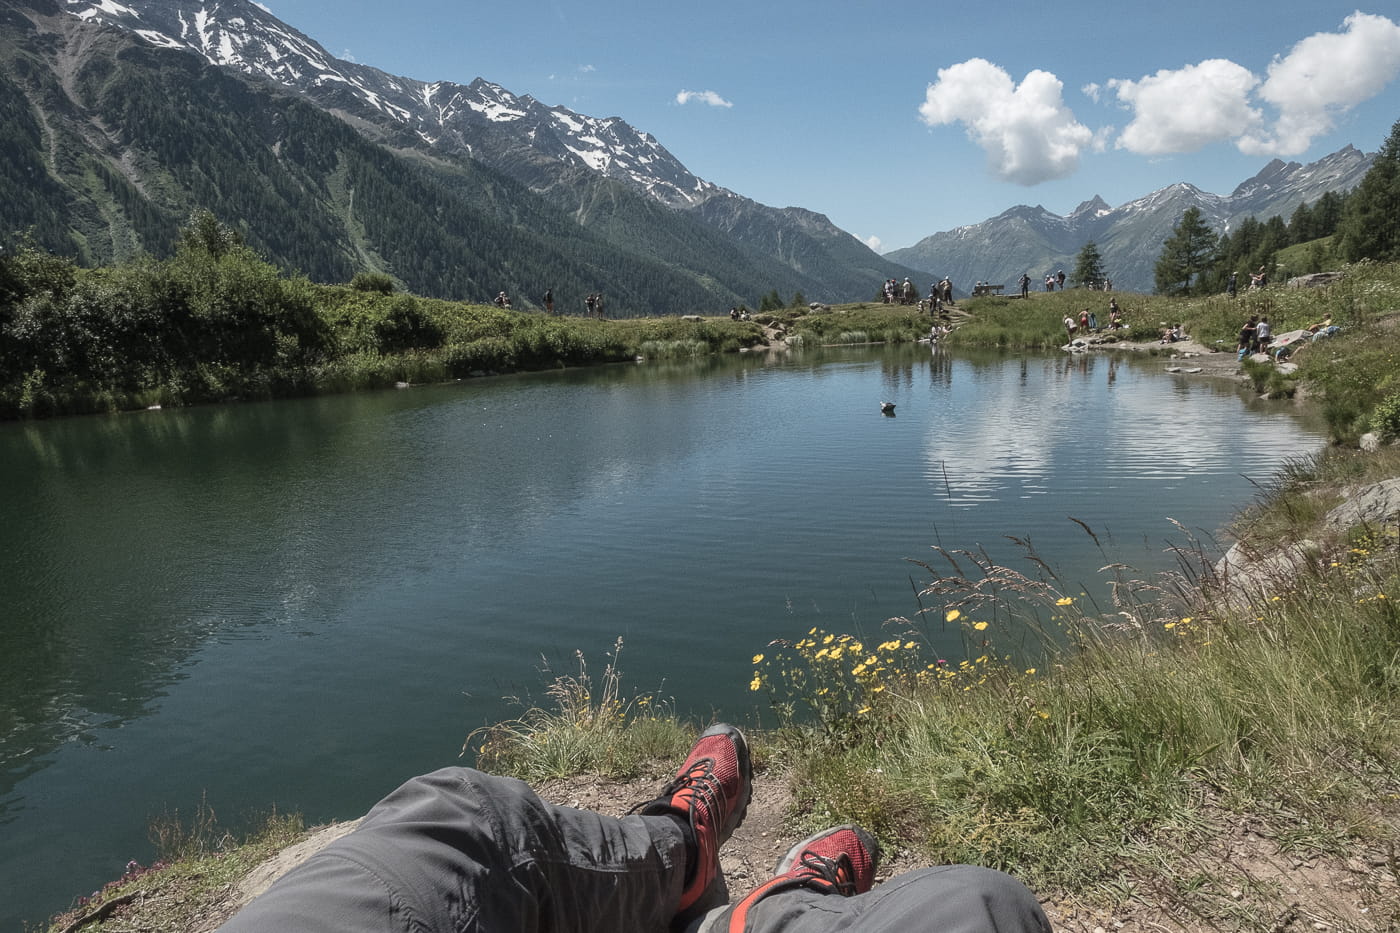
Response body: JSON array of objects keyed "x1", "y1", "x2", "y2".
[{"x1": 0, "y1": 345, "x2": 1325, "y2": 929}]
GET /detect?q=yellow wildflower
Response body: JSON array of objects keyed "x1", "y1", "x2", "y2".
[
  {"x1": 752, "y1": 653, "x2": 765, "y2": 664},
  {"x1": 973, "y1": 621, "x2": 989, "y2": 631},
  {"x1": 945, "y1": 609, "x2": 961, "y2": 622},
  {"x1": 749, "y1": 674, "x2": 762, "y2": 691},
  {"x1": 1055, "y1": 597, "x2": 1074, "y2": 606}
]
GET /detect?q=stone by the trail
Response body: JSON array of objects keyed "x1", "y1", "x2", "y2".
[
  {"x1": 1287, "y1": 272, "x2": 1345, "y2": 289},
  {"x1": 1322, "y1": 478, "x2": 1400, "y2": 532},
  {"x1": 1213, "y1": 539, "x2": 1319, "y2": 604}
]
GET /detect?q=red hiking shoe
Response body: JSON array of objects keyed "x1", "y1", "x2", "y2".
[
  {"x1": 639, "y1": 723, "x2": 752, "y2": 914},
  {"x1": 714, "y1": 825, "x2": 880, "y2": 932}
]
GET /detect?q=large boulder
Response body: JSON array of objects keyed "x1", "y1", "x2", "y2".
[
  {"x1": 1286, "y1": 272, "x2": 1345, "y2": 289},
  {"x1": 1322, "y1": 478, "x2": 1400, "y2": 533}
]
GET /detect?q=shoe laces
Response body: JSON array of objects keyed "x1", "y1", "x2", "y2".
[{"x1": 793, "y1": 850, "x2": 858, "y2": 897}]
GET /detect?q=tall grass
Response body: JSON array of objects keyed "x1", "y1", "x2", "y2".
[{"x1": 467, "y1": 639, "x2": 692, "y2": 781}]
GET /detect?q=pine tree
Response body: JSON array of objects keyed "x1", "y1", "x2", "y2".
[
  {"x1": 1154, "y1": 207, "x2": 1218, "y2": 296},
  {"x1": 1071, "y1": 241, "x2": 1106, "y2": 288},
  {"x1": 1337, "y1": 118, "x2": 1400, "y2": 263}
]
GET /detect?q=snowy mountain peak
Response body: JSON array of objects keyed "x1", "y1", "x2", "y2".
[{"x1": 59, "y1": 0, "x2": 721, "y2": 207}]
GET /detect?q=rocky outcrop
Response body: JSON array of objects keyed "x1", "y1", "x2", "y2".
[
  {"x1": 1287, "y1": 272, "x2": 1346, "y2": 289},
  {"x1": 1322, "y1": 478, "x2": 1400, "y2": 533}
]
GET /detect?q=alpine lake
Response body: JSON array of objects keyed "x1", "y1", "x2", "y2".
[{"x1": 0, "y1": 342, "x2": 1327, "y2": 930}]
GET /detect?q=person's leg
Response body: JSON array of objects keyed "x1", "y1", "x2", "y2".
[
  {"x1": 219, "y1": 723, "x2": 751, "y2": 933},
  {"x1": 700, "y1": 826, "x2": 1049, "y2": 933},
  {"x1": 218, "y1": 768, "x2": 689, "y2": 933},
  {"x1": 735, "y1": 865, "x2": 1051, "y2": 933}
]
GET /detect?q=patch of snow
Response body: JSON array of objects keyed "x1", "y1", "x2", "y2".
[
  {"x1": 89, "y1": 0, "x2": 141, "y2": 17},
  {"x1": 566, "y1": 145, "x2": 609, "y2": 172},
  {"x1": 464, "y1": 99, "x2": 526, "y2": 121},
  {"x1": 552, "y1": 112, "x2": 584, "y2": 133},
  {"x1": 135, "y1": 28, "x2": 185, "y2": 49}
]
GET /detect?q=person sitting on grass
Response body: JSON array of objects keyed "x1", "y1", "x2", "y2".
[{"x1": 216, "y1": 724, "x2": 1051, "y2": 933}]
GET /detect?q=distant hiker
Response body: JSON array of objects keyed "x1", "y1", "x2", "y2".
[
  {"x1": 1238, "y1": 315, "x2": 1259, "y2": 359},
  {"x1": 1019, "y1": 272, "x2": 1030, "y2": 298},
  {"x1": 595, "y1": 293, "x2": 605, "y2": 318},
  {"x1": 496, "y1": 291, "x2": 511, "y2": 308},
  {"x1": 730, "y1": 307, "x2": 740, "y2": 320},
  {"x1": 586, "y1": 294, "x2": 596, "y2": 317},
  {"x1": 1078, "y1": 309, "x2": 1089, "y2": 333},
  {"x1": 1056, "y1": 269, "x2": 1066, "y2": 290},
  {"x1": 1256, "y1": 316, "x2": 1272, "y2": 352},
  {"x1": 1088, "y1": 310, "x2": 1098, "y2": 331},
  {"x1": 1227, "y1": 272, "x2": 1238, "y2": 298},
  {"x1": 941, "y1": 277, "x2": 953, "y2": 303},
  {"x1": 1045, "y1": 274, "x2": 1054, "y2": 292},
  {"x1": 903, "y1": 277, "x2": 916, "y2": 305},
  {"x1": 544, "y1": 288, "x2": 554, "y2": 314},
  {"x1": 1064, "y1": 315, "x2": 1076, "y2": 339}
]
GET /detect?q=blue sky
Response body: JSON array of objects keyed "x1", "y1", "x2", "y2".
[{"x1": 260, "y1": 0, "x2": 1400, "y2": 253}]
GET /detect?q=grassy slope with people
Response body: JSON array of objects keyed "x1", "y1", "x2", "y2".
[{"x1": 39, "y1": 266, "x2": 1400, "y2": 932}]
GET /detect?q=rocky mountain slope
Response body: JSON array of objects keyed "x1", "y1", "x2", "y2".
[
  {"x1": 11, "y1": 0, "x2": 914, "y2": 306},
  {"x1": 887, "y1": 147, "x2": 1374, "y2": 293}
]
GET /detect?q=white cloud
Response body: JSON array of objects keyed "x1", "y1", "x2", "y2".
[
  {"x1": 1081, "y1": 82, "x2": 1102, "y2": 104},
  {"x1": 1240, "y1": 12, "x2": 1400, "y2": 156},
  {"x1": 675, "y1": 89, "x2": 733, "y2": 108},
  {"x1": 579, "y1": 64, "x2": 596, "y2": 73},
  {"x1": 918, "y1": 59, "x2": 1094, "y2": 185},
  {"x1": 863, "y1": 235, "x2": 883, "y2": 253},
  {"x1": 1109, "y1": 59, "x2": 1261, "y2": 155},
  {"x1": 251, "y1": 1, "x2": 271, "y2": 12},
  {"x1": 340, "y1": 48, "x2": 357, "y2": 64}
]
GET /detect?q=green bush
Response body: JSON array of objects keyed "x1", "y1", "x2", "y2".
[
  {"x1": 349, "y1": 272, "x2": 395, "y2": 294},
  {"x1": 1373, "y1": 392, "x2": 1400, "y2": 441}
]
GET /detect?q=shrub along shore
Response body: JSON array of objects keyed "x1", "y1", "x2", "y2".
[{"x1": 33, "y1": 255, "x2": 1400, "y2": 930}]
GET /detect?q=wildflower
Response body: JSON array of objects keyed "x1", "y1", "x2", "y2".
[
  {"x1": 857, "y1": 706, "x2": 872, "y2": 715},
  {"x1": 1025, "y1": 668, "x2": 1036, "y2": 675},
  {"x1": 1164, "y1": 621, "x2": 1177, "y2": 629},
  {"x1": 878, "y1": 639, "x2": 901, "y2": 652},
  {"x1": 871, "y1": 684, "x2": 886, "y2": 693},
  {"x1": 752, "y1": 653, "x2": 765, "y2": 664},
  {"x1": 1055, "y1": 597, "x2": 1074, "y2": 606},
  {"x1": 749, "y1": 674, "x2": 762, "y2": 691},
  {"x1": 1036, "y1": 710, "x2": 1050, "y2": 720},
  {"x1": 945, "y1": 609, "x2": 961, "y2": 622},
  {"x1": 973, "y1": 621, "x2": 989, "y2": 631},
  {"x1": 1180, "y1": 617, "x2": 1193, "y2": 625},
  {"x1": 829, "y1": 646, "x2": 844, "y2": 660},
  {"x1": 904, "y1": 641, "x2": 917, "y2": 649},
  {"x1": 823, "y1": 634, "x2": 835, "y2": 645}
]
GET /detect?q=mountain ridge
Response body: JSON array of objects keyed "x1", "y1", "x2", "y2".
[
  {"x1": 887, "y1": 146, "x2": 1374, "y2": 292},
  {"x1": 51, "y1": 0, "x2": 913, "y2": 299}
]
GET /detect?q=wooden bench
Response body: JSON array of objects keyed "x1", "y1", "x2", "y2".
[{"x1": 971, "y1": 283, "x2": 1005, "y2": 297}]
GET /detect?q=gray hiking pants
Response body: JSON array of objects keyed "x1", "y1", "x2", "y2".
[{"x1": 218, "y1": 767, "x2": 1050, "y2": 933}]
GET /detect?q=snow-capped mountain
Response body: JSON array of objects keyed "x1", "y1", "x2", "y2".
[
  {"x1": 55, "y1": 0, "x2": 902, "y2": 295},
  {"x1": 886, "y1": 147, "x2": 1374, "y2": 292},
  {"x1": 62, "y1": 0, "x2": 717, "y2": 205}
]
